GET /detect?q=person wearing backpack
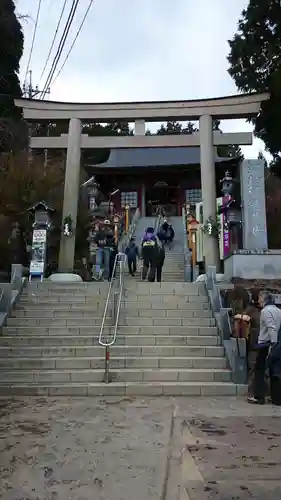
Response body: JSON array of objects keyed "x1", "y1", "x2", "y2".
[
  {"x1": 248, "y1": 291, "x2": 281, "y2": 406},
  {"x1": 125, "y1": 237, "x2": 139, "y2": 276},
  {"x1": 141, "y1": 227, "x2": 159, "y2": 282}
]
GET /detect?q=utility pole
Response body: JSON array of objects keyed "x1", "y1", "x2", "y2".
[
  {"x1": 22, "y1": 70, "x2": 50, "y2": 99},
  {"x1": 22, "y1": 70, "x2": 51, "y2": 164}
]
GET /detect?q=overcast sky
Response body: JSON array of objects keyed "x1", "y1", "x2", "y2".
[{"x1": 16, "y1": 0, "x2": 268, "y2": 159}]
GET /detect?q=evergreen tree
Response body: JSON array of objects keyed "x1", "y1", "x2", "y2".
[
  {"x1": 0, "y1": 1, "x2": 25, "y2": 151},
  {"x1": 0, "y1": 0, "x2": 23, "y2": 118},
  {"x1": 228, "y1": 0, "x2": 281, "y2": 163}
]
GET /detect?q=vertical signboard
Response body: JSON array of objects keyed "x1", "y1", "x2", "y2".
[
  {"x1": 29, "y1": 229, "x2": 47, "y2": 278},
  {"x1": 222, "y1": 194, "x2": 231, "y2": 257}
]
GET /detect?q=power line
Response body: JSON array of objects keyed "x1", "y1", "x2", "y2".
[
  {"x1": 24, "y1": 0, "x2": 43, "y2": 85},
  {"x1": 41, "y1": 0, "x2": 79, "y2": 98},
  {"x1": 40, "y1": 0, "x2": 80, "y2": 99},
  {"x1": 39, "y1": 0, "x2": 69, "y2": 81},
  {"x1": 51, "y1": 0, "x2": 94, "y2": 87}
]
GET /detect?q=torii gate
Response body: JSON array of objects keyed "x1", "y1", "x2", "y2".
[{"x1": 15, "y1": 92, "x2": 269, "y2": 272}]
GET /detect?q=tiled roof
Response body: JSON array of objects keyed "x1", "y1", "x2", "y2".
[{"x1": 88, "y1": 147, "x2": 234, "y2": 168}]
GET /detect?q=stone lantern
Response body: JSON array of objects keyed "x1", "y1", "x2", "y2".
[
  {"x1": 28, "y1": 200, "x2": 54, "y2": 229},
  {"x1": 219, "y1": 172, "x2": 242, "y2": 254},
  {"x1": 27, "y1": 201, "x2": 55, "y2": 280},
  {"x1": 220, "y1": 170, "x2": 235, "y2": 197}
]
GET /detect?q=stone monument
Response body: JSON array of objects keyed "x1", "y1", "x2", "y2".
[
  {"x1": 224, "y1": 159, "x2": 281, "y2": 279},
  {"x1": 240, "y1": 159, "x2": 268, "y2": 250}
]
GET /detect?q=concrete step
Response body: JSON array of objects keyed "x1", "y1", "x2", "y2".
[
  {"x1": 22, "y1": 289, "x2": 204, "y2": 299},
  {"x1": 0, "y1": 344, "x2": 225, "y2": 358},
  {"x1": 12, "y1": 307, "x2": 213, "y2": 318},
  {"x1": 19, "y1": 294, "x2": 209, "y2": 304},
  {"x1": 0, "y1": 334, "x2": 221, "y2": 347},
  {"x1": 23, "y1": 289, "x2": 108, "y2": 297},
  {"x1": 6, "y1": 316, "x2": 216, "y2": 327},
  {"x1": 3, "y1": 325, "x2": 218, "y2": 336},
  {"x1": 0, "y1": 355, "x2": 227, "y2": 370},
  {"x1": 123, "y1": 283, "x2": 205, "y2": 294},
  {"x1": 0, "y1": 381, "x2": 247, "y2": 397},
  {"x1": 0, "y1": 368, "x2": 231, "y2": 383},
  {"x1": 124, "y1": 295, "x2": 209, "y2": 304},
  {"x1": 19, "y1": 296, "x2": 108, "y2": 304},
  {"x1": 16, "y1": 300, "x2": 211, "y2": 310},
  {"x1": 27, "y1": 283, "x2": 109, "y2": 291}
]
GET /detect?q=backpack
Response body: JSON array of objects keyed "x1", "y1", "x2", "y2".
[
  {"x1": 142, "y1": 233, "x2": 158, "y2": 249},
  {"x1": 233, "y1": 314, "x2": 251, "y2": 339}
]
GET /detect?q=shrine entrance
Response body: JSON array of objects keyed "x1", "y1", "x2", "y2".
[
  {"x1": 145, "y1": 182, "x2": 178, "y2": 216},
  {"x1": 15, "y1": 93, "x2": 267, "y2": 271}
]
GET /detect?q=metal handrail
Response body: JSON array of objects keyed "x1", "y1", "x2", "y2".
[
  {"x1": 206, "y1": 266, "x2": 247, "y2": 384},
  {"x1": 182, "y1": 207, "x2": 192, "y2": 281},
  {"x1": 154, "y1": 213, "x2": 162, "y2": 231},
  {"x1": 98, "y1": 251, "x2": 127, "y2": 383},
  {"x1": 120, "y1": 207, "x2": 140, "y2": 252},
  {"x1": 11, "y1": 267, "x2": 17, "y2": 284}
]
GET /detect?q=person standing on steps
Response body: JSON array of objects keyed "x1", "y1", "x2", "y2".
[
  {"x1": 140, "y1": 227, "x2": 159, "y2": 282},
  {"x1": 94, "y1": 220, "x2": 114, "y2": 280},
  {"x1": 125, "y1": 237, "x2": 139, "y2": 276},
  {"x1": 156, "y1": 230, "x2": 166, "y2": 282},
  {"x1": 248, "y1": 291, "x2": 281, "y2": 406},
  {"x1": 156, "y1": 239, "x2": 165, "y2": 282}
]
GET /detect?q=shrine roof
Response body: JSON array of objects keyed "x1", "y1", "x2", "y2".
[{"x1": 87, "y1": 147, "x2": 235, "y2": 169}]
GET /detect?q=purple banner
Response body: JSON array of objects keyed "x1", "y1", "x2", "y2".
[{"x1": 223, "y1": 194, "x2": 231, "y2": 257}]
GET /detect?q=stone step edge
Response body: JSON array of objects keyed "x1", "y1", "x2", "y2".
[
  {"x1": 0, "y1": 344, "x2": 223, "y2": 350},
  {"x1": 0, "y1": 334, "x2": 218, "y2": 339},
  {"x1": 3, "y1": 326, "x2": 217, "y2": 331},
  {"x1": 0, "y1": 355, "x2": 225, "y2": 363},
  {"x1": 7, "y1": 319, "x2": 214, "y2": 324},
  {"x1": 0, "y1": 368, "x2": 231, "y2": 374},
  {"x1": 0, "y1": 381, "x2": 247, "y2": 396}
]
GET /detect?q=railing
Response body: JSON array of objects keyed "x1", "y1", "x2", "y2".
[
  {"x1": 154, "y1": 213, "x2": 162, "y2": 232},
  {"x1": 98, "y1": 252, "x2": 127, "y2": 383},
  {"x1": 206, "y1": 266, "x2": 247, "y2": 385},
  {"x1": 181, "y1": 207, "x2": 192, "y2": 282},
  {"x1": 0, "y1": 264, "x2": 26, "y2": 328},
  {"x1": 120, "y1": 208, "x2": 141, "y2": 252}
]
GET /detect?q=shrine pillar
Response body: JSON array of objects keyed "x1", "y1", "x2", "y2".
[
  {"x1": 199, "y1": 114, "x2": 220, "y2": 270},
  {"x1": 58, "y1": 118, "x2": 81, "y2": 272}
]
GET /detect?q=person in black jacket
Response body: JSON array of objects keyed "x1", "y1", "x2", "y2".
[
  {"x1": 141, "y1": 227, "x2": 159, "y2": 282},
  {"x1": 156, "y1": 239, "x2": 165, "y2": 282},
  {"x1": 125, "y1": 238, "x2": 139, "y2": 276}
]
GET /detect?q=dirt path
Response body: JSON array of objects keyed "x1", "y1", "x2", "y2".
[{"x1": 0, "y1": 396, "x2": 280, "y2": 500}]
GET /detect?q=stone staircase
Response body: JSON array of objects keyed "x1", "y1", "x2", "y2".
[
  {"x1": 124, "y1": 215, "x2": 185, "y2": 282},
  {"x1": 0, "y1": 280, "x2": 245, "y2": 396}
]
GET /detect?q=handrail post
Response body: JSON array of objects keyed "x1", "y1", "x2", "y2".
[
  {"x1": 104, "y1": 346, "x2": 110, "y2": 383},
  {"x1": 99, "y1": 252, "x2": 127, "y2": 384},
  {"x1": 112, "y1": 291, "x2": 118, "y2": 325}
]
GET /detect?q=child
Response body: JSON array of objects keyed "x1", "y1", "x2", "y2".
[{"x1": 125, "y1": 237, "x2": 139, "y2": 276}]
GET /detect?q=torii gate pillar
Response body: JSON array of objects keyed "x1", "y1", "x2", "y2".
[
  {"x1": 199, "y1": 114, "x2": 220, "y2": 270},
  {"x1": 58, "y1": 118, "x2": 81, "y2": 272}
]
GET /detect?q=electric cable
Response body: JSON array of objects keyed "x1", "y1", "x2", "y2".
[
  {"x1": 40, "y1": 0, "x2": 79, "y2": 98},
  {"x1": 39, "y1": 0, "x2": 69, "y2": 81},
  {"x1": 51, "y1": 0, "x2": 94, "y2": 87},
  {"x1": 23, "y1": 0, "x2": 43, "y2": 86}
]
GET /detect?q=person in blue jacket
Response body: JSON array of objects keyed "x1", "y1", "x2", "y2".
[{"x1": 125, "y1": 237, "x2": 139, "y2": 276}]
